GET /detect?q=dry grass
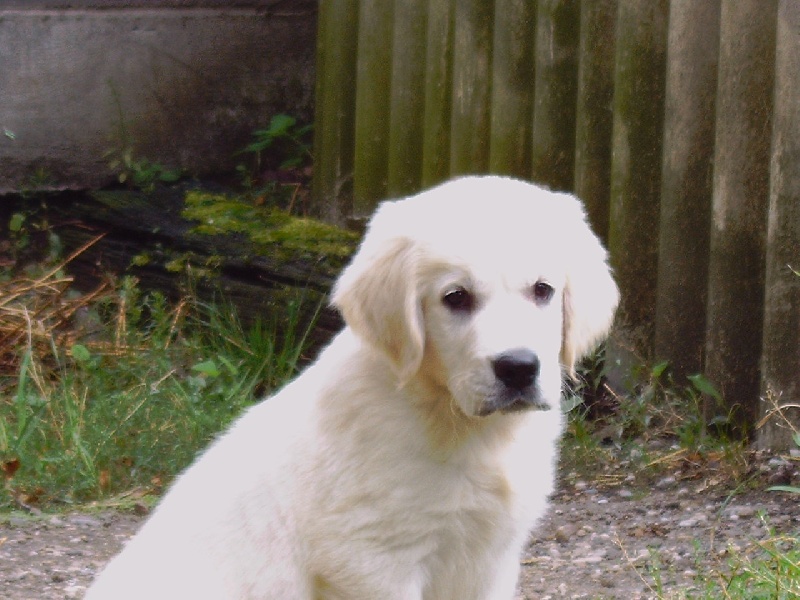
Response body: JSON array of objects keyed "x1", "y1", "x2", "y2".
[{"x1": 0, "y1": 235, "x2": 109, "y2": 382}]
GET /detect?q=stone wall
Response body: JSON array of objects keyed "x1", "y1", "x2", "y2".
[{"x1": 0, "y1": 0, "x2": 317, "y2": 192}]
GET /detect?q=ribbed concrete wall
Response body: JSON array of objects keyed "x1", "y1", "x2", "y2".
[
  {"x1": 313, "y1": 0, "x2": 800, "y2": 450},
  {"x1": 0, "y1": 1, "x2": 317, "y2": 191}
]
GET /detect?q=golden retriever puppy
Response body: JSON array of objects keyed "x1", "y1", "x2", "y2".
[{"x1": 86, "y1": 175, "x2": 618, "y2": 600}]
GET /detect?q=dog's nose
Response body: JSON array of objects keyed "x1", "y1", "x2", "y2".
[{"x1": 491, "y1": 349, "x2": 540, "y2": 390}]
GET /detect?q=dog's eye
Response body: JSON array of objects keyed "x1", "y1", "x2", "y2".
[
  {"x1": 442, "y1": 287, "x2": 474, "y2": 312},
  {"x1": 532, "y1": 281, "x2": 555, "y2": 304}
]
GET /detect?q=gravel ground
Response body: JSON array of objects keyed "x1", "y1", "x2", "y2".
[{"x1": 1, "y1": 452, "x2": 797, "y2": 599}]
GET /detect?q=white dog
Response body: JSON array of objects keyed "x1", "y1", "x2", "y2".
[{"x1": 86, "y1": 176, "x2": 618, "y2": 600}]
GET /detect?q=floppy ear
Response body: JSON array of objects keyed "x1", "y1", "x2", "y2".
[
  {"x1": 559, "y1": 200, "x2": 619, "y2": 377},
  {"x1": 331, "y1": 208, "x2": 424, "y2": 382}
]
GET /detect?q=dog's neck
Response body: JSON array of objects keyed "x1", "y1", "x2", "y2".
[{"x1": 404, "y1": 373, "x2": 525, "y2": 463}]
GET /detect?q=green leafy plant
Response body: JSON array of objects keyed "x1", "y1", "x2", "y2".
[
  {"x1": 239, "y1": 114, "x2": 313, "y2": 172},
  {"x1": 104, "y1": 147, "x2": 182, "y2": 191},
  {"x1": 4, "y1": 204, "x2": 62, "y2": 267},
  {"x1": 104, "y1": 80, "x2": 182, "y2": 191}
]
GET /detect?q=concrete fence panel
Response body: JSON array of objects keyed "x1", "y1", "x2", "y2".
[{"x1": 312, "y1": 0, "x2": 797, "y2": 449}]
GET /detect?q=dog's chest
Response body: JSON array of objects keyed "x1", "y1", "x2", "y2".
[{"x1": 382, "y1": 450, "x2": 521, "y2": 554}]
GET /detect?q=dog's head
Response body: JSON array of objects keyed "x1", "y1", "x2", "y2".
[{"x1": 332, "y1": 176, "x2": 618, "y2": 418}]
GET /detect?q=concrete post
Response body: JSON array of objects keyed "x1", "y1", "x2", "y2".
[
  {"x1": 488, "y1": 0, "x2": 536, "y2": 179},
  {"x1": 530, "y1": 0, "x2": 580, "y2": 192},
  {"x1": 758, "y1": 1, "x2": 800, "y2": 451},
  {"x1": 654, "y1": 0, "x2": 721, "y2": 382},
  {"x1": 704, "y1": 0, "x2": 777, "y2": 436},
  {"x1": 573, "y1": 0, "x2": 617, "y2": 243},
  {"x1": 606, "y1": 0, "x2": 669, "y2": 383}
]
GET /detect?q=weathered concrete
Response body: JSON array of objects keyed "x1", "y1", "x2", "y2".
[
  {"x1": 758, "y1": 1, "x2": 800, "y2": 451},
  {"x1": 573, "y1": 0, "x2": 616, "y2": 244},
  {"x1": 705, "y1": 0, "x2": 777, "y2": 436},
  {"x1": 530, "y1": 0, "x2": 580, "y2": 192},
  {"x1": 0, "y1": 1, "x2": 316, "y2": 192},
  {"x1": 606, "y1": 0, "x2": 669, "y2": 385},
  {"x1": 654, "y1": 0, "x2": 720, "y2": 382},
  {"x1": 488, "y1": 0, "x2": 536, "y2": 180}
]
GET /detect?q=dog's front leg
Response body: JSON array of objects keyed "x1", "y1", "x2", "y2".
[
  {"x1": 481, "y1": 548, "x2": 524, "y2": 600},
  {"x1": 315, "y1": 586, "x2": 423, "y2": 600},
  {"x1": 312, "y1": 571, "x2": 424, "y2": 600}
]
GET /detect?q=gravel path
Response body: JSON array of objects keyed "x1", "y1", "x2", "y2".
[{"x1": 1, "y1": 454, "x2": 797, "y2": 599}]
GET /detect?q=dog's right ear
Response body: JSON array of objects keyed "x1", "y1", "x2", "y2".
[
  {"x1": 331, "y1": 204, "x2": 425, "y2": 383},
  {"x1": 559, "y1": 197, "x2": 619, "y2": 377}
]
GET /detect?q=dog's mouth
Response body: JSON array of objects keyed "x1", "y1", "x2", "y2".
[
  {"x1": 501, "y1": 397, "x2": 550, "y2": 414},
  {"x1": 476, "y1": 392, "x2": 551, "y2": 417}
]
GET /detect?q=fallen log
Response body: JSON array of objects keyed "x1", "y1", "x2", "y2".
[{"x1": 45, "y1": 185, "x2": 358, "y2": 348}]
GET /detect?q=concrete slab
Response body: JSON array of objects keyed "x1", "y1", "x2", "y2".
[{"x1": 0, "y1": 2, "x2": 317, "y2": 191}]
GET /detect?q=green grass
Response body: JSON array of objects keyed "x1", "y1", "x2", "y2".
[
  {"x1": 0, "y1": 275, "x2": 317, "y2": 509},
  {"x1": 714, "y1": 535, "x2": 800, "y2": 600},
  {"x1": 636, "y1": 531, "x2": 800, "y2": 600},
  {"x1": 562, "y1": 350, "x2": 800, "y2": 600}
]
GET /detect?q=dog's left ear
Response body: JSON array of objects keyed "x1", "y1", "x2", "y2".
[
  {"x1": 559, "y1": 197, "x2": 619, "y2": 377},
  {"x1": 331, "y1": 203, "x2": 425, "y2": 383}
]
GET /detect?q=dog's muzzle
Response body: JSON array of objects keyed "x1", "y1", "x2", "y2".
[{"x1": 477, "y1": 349, "x2": 550, "y2": 416}]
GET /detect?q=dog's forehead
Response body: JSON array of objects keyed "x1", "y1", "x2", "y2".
[
  {"x1": 381, "y1": 177, "x2": 578, "y2": 245},
  {"x1": 426, "y1": 241, "x2": 567, "y2": 290}
]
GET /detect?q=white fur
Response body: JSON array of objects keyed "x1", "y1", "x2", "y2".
[{"x1": 86, "y1": 176, "x2": 618, "y2": 600}]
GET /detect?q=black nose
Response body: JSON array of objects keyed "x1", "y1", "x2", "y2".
[{"x1": 491, "y1": 349, "x2": 540, "y2": 390}]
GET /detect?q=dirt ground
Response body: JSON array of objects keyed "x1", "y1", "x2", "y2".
[{"x1": 1, "y1": 452, "x2": 797, "y2": 600}]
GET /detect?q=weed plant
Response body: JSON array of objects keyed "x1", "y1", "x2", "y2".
[
  {"x1": 104, "y1": 81, "x2": 182, "y2": 191},
  {"x1": 234, "y1": 114, "x2": 314, "y2": 213},
  {"x1": 563, "y1": 349, "x2": 800, "y2": 599},
  {"x1": 0, "y1": 273, "x2": 317, "y2": 509},
  {"x1": 711, "y1": 532, "x2": 800, "y2": 600},
  {"x1": 562, "y1": 351, "x2": 750, "y2": 477},
  {"x1": 637, "y1": 525, "x2": 800, "y2": 599}
]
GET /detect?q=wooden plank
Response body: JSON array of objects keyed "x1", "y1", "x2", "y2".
[
  {"x1": 421, "y1": 0, "x2": 455, "y2": 188},
  {"x1": 387, "y1": 0, "x2": 429, "y2": 197},
  {"x1": 449, "y1": 0, "x2": 494, "y2": 176},
  {"x1": 574, "y1": 0, "x2": 617, "y2": 244},
  {"x1": 530, "y1": 0, "x2": 580, "y2": 191}
]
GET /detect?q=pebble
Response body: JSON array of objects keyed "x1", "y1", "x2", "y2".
[{"x1": 3, "y1": 466, "x2": 799, "y2": 600}]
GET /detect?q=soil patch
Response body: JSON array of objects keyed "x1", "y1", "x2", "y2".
[{"x1": 2, "y1": 459, "x2": 796, "y2": 599}]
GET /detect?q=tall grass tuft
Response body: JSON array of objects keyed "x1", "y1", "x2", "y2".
[{"x1": 1, "y1": 274, "x2": 319, "y2": 509}]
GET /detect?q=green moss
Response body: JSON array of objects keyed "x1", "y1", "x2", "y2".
[{"x1": 182, "y1": 191, "x2": 358, "y2": 261}]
